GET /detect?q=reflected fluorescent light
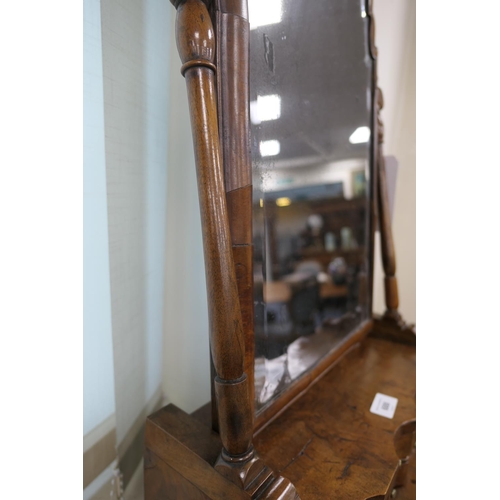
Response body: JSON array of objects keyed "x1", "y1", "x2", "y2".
[
  {"x1": 250, "y1": 94, "x2": 281, "y2": 124},
  {"x1": 349, "y1": 126, "x2": 371, "y2": 144},
  {"x1": 260, "y1": 140, "x2": 280, "y2": 157},
  {"x1": 259, "y1": 198, "x2": 264, "y2": 207},
  {"x1": 276, "y1": 197, "x2": 291, "y2": 207},
  {"x1": 361, "y1": 0, "x2": 367, "y2": 18},
  {"x1": 249, "y1": 0, "x2": 282, "y2": 30}
]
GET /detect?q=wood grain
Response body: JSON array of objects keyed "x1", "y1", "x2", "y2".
[
  {"x1": 162, "y1": 2, "x2": 300, "y2": 498},
  {"x1": 173, "y1": 0, "x2": 252, "y2": 457},
  {"x1": 216, "y1": 0, "x2": 255, "y2": 423},
  {"x1": 145, "y1": 405, "x2": 249, "y2": 500},
  {"x1": 253, "y1": 337, "x2": 416, "y2": 499}
]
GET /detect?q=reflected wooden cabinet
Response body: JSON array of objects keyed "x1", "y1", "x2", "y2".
[{"x1": 145, "y1": 0, "x2": 415, "y2": 498}]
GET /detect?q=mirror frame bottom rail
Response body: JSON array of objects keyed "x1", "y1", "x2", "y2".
[{"x1": 254, "y1": 318, "x2": 373, "y2": 433}]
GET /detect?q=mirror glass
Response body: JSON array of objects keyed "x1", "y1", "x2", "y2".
[{"x1": 248, "y1": 0, "x2": 374, "y2": 412}]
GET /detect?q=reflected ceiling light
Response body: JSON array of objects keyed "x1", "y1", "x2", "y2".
[
  {"x1": 276, "y1": 197, "x2": 291, "y2": 207},
  {"x1": 260, "y1": 140, "x2": 280, "y2": 157},
  {"x1": 249, "y1": 0, "x2": 282, "y2": 30},
  {"x1": 250, "y1": 94, "x2": 281, "y2": 124},
  {"x1": 259, "y1": 198, "x2": 264, "y2": 207},
  {"x1": 349, "y1": 126, "x2": 371, "y2": 144}
]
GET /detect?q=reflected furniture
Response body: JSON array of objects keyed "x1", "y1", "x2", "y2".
[{"x1": 144, "y1": 0, "x2": 415, "y2": 498}]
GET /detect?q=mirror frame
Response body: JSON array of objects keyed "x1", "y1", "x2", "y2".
[
  {"x1": 166, "y1": 0, "x2": 413, "y2": 492},
  {"x1": 211, "y1": 0, "x2": 380, "y2": 431}
]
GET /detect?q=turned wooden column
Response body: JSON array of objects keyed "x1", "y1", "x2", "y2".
[
  {"x1": 169, "y1": 1, "x2": 300, "y2": 497},
  {"x1": 376, "y1": 88, "x2": 400, "y2": 320},
  {"x1": 170, "y1": 0, "x2": 253, "y2": 459}
]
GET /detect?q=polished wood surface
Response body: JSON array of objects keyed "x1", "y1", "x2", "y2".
[
  {"x1": 162, "y1": 1, "x2": 299, "y2": 497},
  {"x1": 376, "y1": 88, "x2": 398, "y2": 314},
  {"x1": 145, "y1": 405, "x2": 247, "y2": 500},
  {"x1": 146, "y1": 402, "x2": 300, "y2": 499},
  {"x1": 150, "y1": 336, "x2": 415, "y2": 499},
  {"x1": 172, "y1": 0, "x2": 252, "y2": 458},
  {"x1": 146, "y1": 1, "x2": 415, "y2": 498},
  {"x1": 254, "y1": 320, "x2": 373, "y2": 432},
  {"x1": 216, "y1": 0, "x2": 255, "y2": 422},
  {"x1": 253, "y1": 337, "x2": 416, "y2": 499}
]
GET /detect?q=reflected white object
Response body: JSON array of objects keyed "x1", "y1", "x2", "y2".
[
  {"x1": 349, "y1": 126, "x2": 370, "y2": 144},
  {"x1": 325, "y1": 232, "x2": 336, "y2": 251},
  {"x1": 250, "y1": 94, "x2": 281, "y2": 124},
  {"x1": 341, "y1": 227, "x2": 353, "y2": 249},
  {"x1": 260, "y1": 139, "x2": 280, "y2": 157},
  {"x1": 249, "y1": 0, "x2": 283, "y2": 30},
  {"x1": 308, "y1": 214, "x2": 323, "y2": 230}
]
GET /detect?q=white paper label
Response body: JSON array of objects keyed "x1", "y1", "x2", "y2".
[{"x1": 370, "y1": 393, "x2": 398, "y2": 419}]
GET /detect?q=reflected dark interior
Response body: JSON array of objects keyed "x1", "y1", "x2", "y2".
[
  {"x1": 249, "y1": 0, "x2": 373, "y2": 411},
  {"x1": 253, "y1": 187, "x2": 368, "y2": 356}
]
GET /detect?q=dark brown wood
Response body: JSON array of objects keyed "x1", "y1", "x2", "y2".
[
  {"x1": 149, "y1": 1, "x2": 415, "y2": 499},
  {"x1": 371, "y1": 314, "x2": 416, "y2": 346},
  {"x1": 368, "y1": 0, "x2": 415, "y2": 344},
  {"x1": 146, "y1": 404, "x2": 300, "y2": 500},
  {"x1": 160, "y1": 1, "x2": 299, "y2": 497},
  {"x1": 172, "y1": 0, "x2": 251, "y2": 453},
  {"x1": 215, "y1": 0, "x2": 255, "y2": 425},
  {"x1": 255, "y1": 319, "x2": 373, "y2": 432},
  {"x1": 253, "y1": 337, "x2": 416, "y2": 499},
  {"x1": 145, "y1": 453, "x2": 212, "y2": 500},
  {"x1": 376, "y1": 88, "x2": 399, "y2": 315},
  {"x1": 144, "y1": 405, "x2": 248, "y2": 500}
]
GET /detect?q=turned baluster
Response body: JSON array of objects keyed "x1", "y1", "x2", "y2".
[
  {"x1": 170, "y1": 0, "x2": 253, "y2": 460},
  {"x1": 376, "y1": 88, "x2": 401, "y2": 320}
]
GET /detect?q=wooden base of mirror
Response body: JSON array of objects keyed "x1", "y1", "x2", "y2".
[
  {"x1": 371, "y1": 313, "x2": 416, "y2": 347},
  {"x1": 144, "y1": 405, "x2": 299, "y2": 499},
  {"x1": 145, "y1": 335, "x2": 415, "y2": 499}
]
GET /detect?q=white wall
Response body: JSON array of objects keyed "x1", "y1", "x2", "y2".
[{"x1": 83, "y1": 0, "x2": 116, "y2": 436}]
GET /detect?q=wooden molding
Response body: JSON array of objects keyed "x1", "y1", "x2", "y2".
[{"x1": 254, "y1": 319, "x2": 373, "y2": 433}]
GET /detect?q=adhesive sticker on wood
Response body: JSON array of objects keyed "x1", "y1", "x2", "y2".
[{"x1": 370, "y1": 393, "x2": 398, "y2": 419}]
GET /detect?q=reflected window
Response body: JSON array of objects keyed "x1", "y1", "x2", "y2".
[{"x1": 249, "y1": 0, "x2": 283, "y2": 30}]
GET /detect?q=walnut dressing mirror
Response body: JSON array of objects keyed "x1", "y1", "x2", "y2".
[
  {"x1": 249, "y1": 0, "x2": 375, "y2": 415},
  {"x1": 145, "y1": 1, "x2": 415, "y2": 498}
]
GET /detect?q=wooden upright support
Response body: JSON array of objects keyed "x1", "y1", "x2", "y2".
[
  {"x1": 372, "y1": 87, "x2": 415, "y2": 345},
  {"x1": 376, "y1": 88, "x2": 400, "y2": 319},
  {"x1": 164, "y1": 0, "x2": 299, "y2": 497}
]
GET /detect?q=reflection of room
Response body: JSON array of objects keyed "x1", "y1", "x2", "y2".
[
  {"x1": 254, "y1": 169, "x2": 367, "y2": 355},
  {"x1": 253, "y1": 161, "x2": 371, "y2": 407},
  {"x1": 249, "y1": 0, "x2": 374, "y2": 410}
]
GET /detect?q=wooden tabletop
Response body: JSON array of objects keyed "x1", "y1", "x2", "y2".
[{"x1": 253, "y1": 337, "x2": 416, "y2": 499}]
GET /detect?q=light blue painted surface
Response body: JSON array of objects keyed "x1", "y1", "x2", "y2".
[
  {"x1": 83, "y1": 0, "x2": 116, "y2": 436},
  {"x1": 100, "y1": 0, "x2": 172, "y2": 443},
  {"x1": 143, "y1": 0, "x2": 171, "y2": 402}
]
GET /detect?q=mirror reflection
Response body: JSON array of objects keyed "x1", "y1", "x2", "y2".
[{"x1": 249, "y1": 0, "x2": 374, "y2": 411}]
